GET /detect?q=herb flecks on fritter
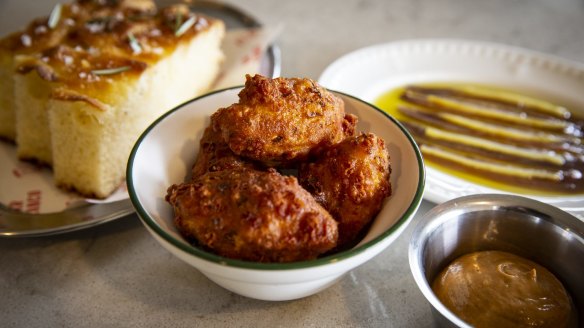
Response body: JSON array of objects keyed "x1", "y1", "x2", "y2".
[
  {"x1": 211, "y1": 74, "x2": 355, "y2": 166},
  {"x1": 166, "y1": 168, "x2": 339, "y2": 263},
  {"x1": 191, "y1": 125, "x2": 260, "y2": 179},
  {"x1": 299, "y1": 133, "x2": 392, "y2": 247}
]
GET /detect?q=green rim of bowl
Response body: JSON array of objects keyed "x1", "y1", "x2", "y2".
[{"x1": 127, "y1": 86, "x2": 426, "y2": 270}]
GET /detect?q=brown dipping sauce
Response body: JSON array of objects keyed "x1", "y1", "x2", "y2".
[{"x1": 432, "y1": 250, "x2": 576, "y2": 328}]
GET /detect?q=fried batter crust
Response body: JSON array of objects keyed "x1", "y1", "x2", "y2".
[
  {"x1": 191, "y1": 125, "x2": 258, "y2": 179},
  {"x1": 166, "y1": 168, "x2": 339, "y2": 263},
  {"x1": 299, "y1": 133, "x2": 392, "y2": 247},
  {"x1": 211, "y1": 74, "x2": 350, "y2": 166},
  {"x1": 342, "y1": 113, "x2": 358, "y2": 139}
]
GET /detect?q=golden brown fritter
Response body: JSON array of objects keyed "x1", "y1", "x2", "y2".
[
  {"x1": 298, "y1": 133, "x2": 392, "y2": 247},
  {"x1": 191, "y1": 125, "x2": 259, "y2": 179},
  {"x1": 166, "y1": 168, "x2": 339, "y2": 263},
  {"x1": 342, "y1": 113, "x2": 358, "y2": 139},
  {"x1": 211, "y1": 74, "x2": 353, "y2": 166}
]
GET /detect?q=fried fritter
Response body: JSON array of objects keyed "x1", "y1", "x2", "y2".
[
  {"x1": 191, "y1": 125, "x2": 259, "y2": 179},
  {"x1": 211, "y1": 74, "x2": 354, "y2": 166},
  {"x1": 166, "y1": 168, "x2": 339, "y2": 263},
  {"x1": 298, "y1": 133, "x2": 392, "y2": 247},
  {"x1": 342, "y1": 113, "x2": 358, "y2": 139}
]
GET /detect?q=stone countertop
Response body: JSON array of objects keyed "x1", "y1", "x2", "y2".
[{"x1": 1, "y1": 0, "x2": 583, "y2": 327}]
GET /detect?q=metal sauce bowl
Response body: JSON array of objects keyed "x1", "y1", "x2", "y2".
[{"x1": 409, "y1": 194, "x2": 584, "y2": 327}]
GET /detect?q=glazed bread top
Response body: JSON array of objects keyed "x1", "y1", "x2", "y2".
[
  {"x1": 1, "y1": 0, "x2": 156, "y2": 54},
  {"x1": 9, "y1": 1, "x2": 223, "y2": 107}
]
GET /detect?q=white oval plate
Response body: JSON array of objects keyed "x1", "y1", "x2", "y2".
[{"x1": 319, "y1": 39, "x2": 584, "y2": 219}]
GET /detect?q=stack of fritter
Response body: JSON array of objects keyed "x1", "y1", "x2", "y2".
[{"x1": 166, "y1": 74, "x2": 392, "y2": 263}]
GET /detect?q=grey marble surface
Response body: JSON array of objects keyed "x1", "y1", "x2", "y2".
[{"x1": 1, "y1": 0, "x2": 583, "y2": 327}]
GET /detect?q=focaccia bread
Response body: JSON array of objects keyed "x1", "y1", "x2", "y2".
[
  {"x1": 5, "y1": 1, "x2": 225, "y2": 198},
  {"x1": 0, "y1": 0, "x2": 156, "y2": 143},
  {"x1": 0, "y1": 2, "x2": 80, "y2": 142}
]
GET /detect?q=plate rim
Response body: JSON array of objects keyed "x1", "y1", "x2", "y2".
[{"x1": 320, "y1": 38, "x2": 584, "y2": 83}]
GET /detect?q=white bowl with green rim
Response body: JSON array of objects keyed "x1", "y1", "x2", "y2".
[{"x1": 126, "y1": 86, "x2": 425, "y2": 301}]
